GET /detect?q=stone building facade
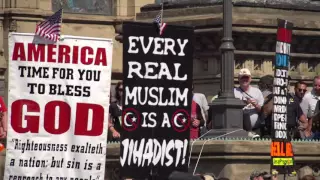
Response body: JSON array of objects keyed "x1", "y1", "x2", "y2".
[
  {"x1": 0, "y1": 0, "x2": 155, "y2": 101},
  {"x1": 135, "y1": 0, "x2": 320, "y2": 99}
]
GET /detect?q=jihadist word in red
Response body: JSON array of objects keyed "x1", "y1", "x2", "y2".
[
  {"x1": 11, "y1": 100, "x2": 105, "y2": 136},
  {"x1": 11, "y1": 43, "x2": 108, "y2": 66}
]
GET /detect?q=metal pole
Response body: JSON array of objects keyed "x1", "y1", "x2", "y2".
[
  {"x1": 205, "y1": 0, "x2": 247, "y2": 138},
  {"x1": 219, "y1": 0, "x2": 235, "y2": 98}
]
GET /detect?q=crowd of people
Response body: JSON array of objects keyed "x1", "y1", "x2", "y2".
[
  {"x1": 0, "y1": 67, "x2": 317, "y2": 142},
  {"x1": 208, "y1": 68, "x2": 320, "y2": 140},
  {"x1": 107, "y1": 68, "x2": 320, "y2": 141},
  {"x1": 248, "y1": 167, "x2": 319, "y2": 180}
]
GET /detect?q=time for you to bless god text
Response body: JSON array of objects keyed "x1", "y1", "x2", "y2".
[{"x1": 11, "y1": 42, "x2": 108, "y2": 97}]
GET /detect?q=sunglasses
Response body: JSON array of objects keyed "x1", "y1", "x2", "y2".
[
  {"x1": 298, "y1": 89, "x2": 307, "y2": 93},
  {"x1": 118, "y1": 88, "x2": 123, "y2": 92}
]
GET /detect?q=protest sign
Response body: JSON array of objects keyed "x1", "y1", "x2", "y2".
[
  {"x1": 5, "y1": 33, "x2": 113, "y2": 180},
  {"x1": 270, "y1": 19, "x2": 295, "y2": 174},
  {"x1": 120, "y1": 22, "x2": 194, "y2": 179}
]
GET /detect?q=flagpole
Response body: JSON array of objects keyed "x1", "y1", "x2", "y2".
[
  {"x1": 160, "y1": 0, "x2": 164, "y2": 25},
  {"x1": 59, "y1": 0, "x2": 64, "y2": 41}
]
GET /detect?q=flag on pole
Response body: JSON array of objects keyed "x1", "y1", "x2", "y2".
[
  {"x1": 153, "y1": 10, "x2": 167, "y2": 35},
  {"x1": 35, "y1": 9, "x2": 62, "y2": 42}
]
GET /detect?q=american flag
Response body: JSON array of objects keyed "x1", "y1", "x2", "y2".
[
  {"x1": 153, "y1": 11, "x2": 167, "y2": 35},
  {"x1": 35, "y1": 9, "x2": 62, "y2": 42}
]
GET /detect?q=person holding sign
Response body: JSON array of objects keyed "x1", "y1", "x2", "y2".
[
  {"x1": 259, "y1": 75, "x2": 308, "y2": 139},
  {"x1": 108, "y1": 82, "x2": 123, "y2": 140},
  {"x1": 234, "y1": 68, "x2": 264, "y2": 138},
  {"x1": 190, "y1": 85, "x2": 205, "y2": 139},
  {"x1": 0, "y1": 96, "x2": 7, "y2": 139},
  {"x1": 190, "y1": 100, "x2": 205, "y2": 139}
]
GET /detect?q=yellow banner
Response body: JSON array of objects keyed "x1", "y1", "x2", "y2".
[{"x1": 272, "y1": 158, "x2": 294, "y2": 166}]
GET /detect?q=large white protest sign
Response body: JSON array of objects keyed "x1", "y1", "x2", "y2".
[{"x1": 5, "y1": 33, "x2": 113, "y2": 180}]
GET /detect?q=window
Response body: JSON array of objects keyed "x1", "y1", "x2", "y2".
[
  {"x1": 155, "y1": 0, "x2": 162, "y2": 4},
  {"x1": 52, "y1": 0, "x2": 114, "y2": 16}
]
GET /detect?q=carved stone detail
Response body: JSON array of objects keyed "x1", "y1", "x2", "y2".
[
  {"x1": 289, "y1": 60, "x2": 299, "y2": 72},
  {"x1": 9, "y1": 20, "x2": 17, "y2": 32},
  {"x1": 308, "y1": 59, "x2": 318, "y2": 72},
  {"x1": 253, "y1": 59, "x2": 262, "y2": 71},
  {"x1": 234, "y1": 58, "x2": 244, "y2": 70},
  {"x1": 196, "y1": 33, "x2": 320, "y2": 54},
  {"x1": 0, "y1": 49, "x2": 4, "y2": 56},
  {"x1": 194, "y1": 32, "x2": 320, "y2": 78}
]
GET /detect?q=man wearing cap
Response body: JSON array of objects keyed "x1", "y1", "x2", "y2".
[
  {"x1": 249, "y1": 170, "x2": 278, "y2": 180},
  {"x1": 234, "y1": 68, "x2": 264, "y2": 138},
  {"x1": 249, "y1": 170, "x2": 264, "y2": 180}
]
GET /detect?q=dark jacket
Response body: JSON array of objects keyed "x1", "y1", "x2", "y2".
[
  {"x1": 260, "y1": 93, "x2": 303, "y2": 137},
  {"x1": 108, "y1": 102, "x2": 122, "y2": 141}
]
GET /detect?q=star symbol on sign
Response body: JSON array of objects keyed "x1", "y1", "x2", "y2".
[
  {"x1": 131, "y1": 117, "x2": 137, "y2": 122},
  {"x1": 182, "y1": 118, "x2": 187, "y2": 123}
]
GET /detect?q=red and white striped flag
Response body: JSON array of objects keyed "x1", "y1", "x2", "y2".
[
  {"x1": 153, "y1": 10, "x2": 167, "y2": 35},
  {"x1": 35, "y1": 9, "x2": 62, "y2": 42}
]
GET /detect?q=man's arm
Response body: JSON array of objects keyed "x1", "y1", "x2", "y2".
[
  {"x1": 300, "y1": 95, "x2": 309, "y2": 117},
  {"x1": 252, "y1": 89, "x2": 264, "y2": 112},
  {"x1": 296, "y1": 102, "x2": 312, "y2": 137},
  {"x1": 2, "y1": 112, "x2": 7, "y2": 134},
  {"x1": 0, "y1": 97, "x2": 7, "y2": 138},
  {"x1": 296, "y1": 102, "x2": 308, "y2": 123}
]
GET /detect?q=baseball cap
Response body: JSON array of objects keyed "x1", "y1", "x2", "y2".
[
  {"x1": 249, "y1": 170, "x2": 262, "y2": 180},
  {"x1": 239, "y1": 68, "x2": 251, "y2": 78},
  {"x1": 202, "y1": 175, "x2": 215, "y2": 180}
]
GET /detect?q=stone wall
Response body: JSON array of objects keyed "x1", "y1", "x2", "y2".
[{"x1": 0, "y1": 0, "x2": 156, "y2": 101}]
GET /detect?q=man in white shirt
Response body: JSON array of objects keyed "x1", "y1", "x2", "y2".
[
  {"x1": 300, "y1": 75, "x2": 320, "y2": 137},
  {"x1": 300, "y1": 76, "x2": 320, "y2": 117},
  {"x1": 234, "y1": 68, "x2": 264, "y2": 138}
]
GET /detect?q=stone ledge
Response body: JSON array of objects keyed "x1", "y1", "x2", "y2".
[
  {"x1": 0, "y1": 9, "x2": 134, "y2": 24},
  {"x1": 140, "y1": 0, "x2": 320, "y2": 12},
  {"x1": 137, "y1": 6, "x2": 320, "y2": 30},
  {"x1": 196, "y1": 27, "x2": 320, "y2": 37},
  {"x1": 105, "y1": 140, "x2": 320, "y2": 160}
]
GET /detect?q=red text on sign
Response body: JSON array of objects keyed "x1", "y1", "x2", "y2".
[
  {"x1": 11, "y1": 100, "x2": 104, "y2": 136},
  {"x1": 11, "y1": 43, "x2": 107, "y2": 66}
]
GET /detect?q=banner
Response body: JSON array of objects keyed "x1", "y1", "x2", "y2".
[
  {"x1": 120, "y1": 22, "x2": 194, "y2": 179},
  {"x1": 271, "y1": 19, "x2": 295, "y2": 174},
  {"x1": 5, "y1": 33, "x2": 113, "y2": 180}
]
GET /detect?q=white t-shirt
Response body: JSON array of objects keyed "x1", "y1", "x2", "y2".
[
  {"x1": 234, "y1": 86, "x2": 264, "y2": 128},
  {"x1": 193, "y1": 93, "x2": 209, "y2": 123},
  {"x1": 300, "y1": 89, "x2": 320, "y2": 118}
]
